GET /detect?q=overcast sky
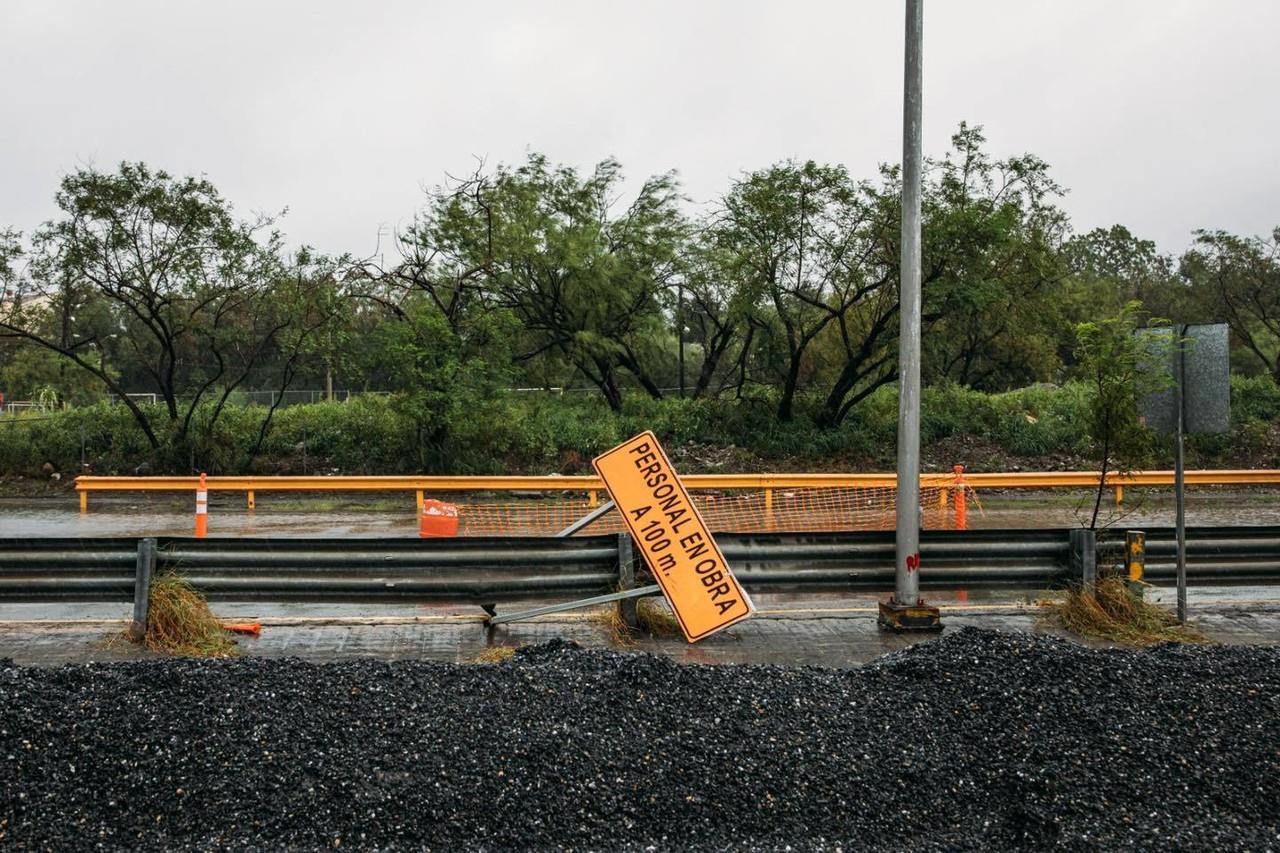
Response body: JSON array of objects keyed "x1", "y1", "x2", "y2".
[{"x1": 2, "y1": 1, "x2": 1277, "y2": 258}]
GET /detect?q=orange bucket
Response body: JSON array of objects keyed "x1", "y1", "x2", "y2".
[{"x1": 419, "y1": 499, "x2": 460, "y2": 537}]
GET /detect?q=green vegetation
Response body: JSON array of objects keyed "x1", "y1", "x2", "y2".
[
  {"x1": 2, "y1": 127, "x2": 1278, "y2": 476},
  {"x1": 2, "y1": 375, "x2": 1275, "y2": 478},
  {"x1": 1073, "y1": 302, "x2": 1179, "y2": 527}
]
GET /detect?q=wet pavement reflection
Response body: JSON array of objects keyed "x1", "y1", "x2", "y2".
[{"x1": 2, "y1": 487, "x2": 1279, "y2": 537}]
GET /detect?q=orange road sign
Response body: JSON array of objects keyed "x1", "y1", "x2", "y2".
[{"x1": 593, "y1": 431, "x2": 754, "y2": 642}]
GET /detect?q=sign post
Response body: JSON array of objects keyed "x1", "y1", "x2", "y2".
[
  {"x1": 593, "y1": 431, "x2": 754, "y2": 642},
  {"x1": 1140, "y1": 323, "x2": 1230, "y2": 622}
]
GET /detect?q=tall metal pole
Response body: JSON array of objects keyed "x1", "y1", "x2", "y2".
[
  {"x1": 893, "y1": 0, "x2": 924, "y2": 609},
  {"x1": 1175, "y1": 325, "x2": 1188, "y2": 622},
  {"x1": 677, "y1": 282, "x2": 686, "y2": 398}
]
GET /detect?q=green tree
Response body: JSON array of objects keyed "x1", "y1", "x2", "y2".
[
  {"x1": 1063, "y1": 225, "x2": 1177, "y2": 309},
  {"x1": 1073, "y1": 302, "x2": 1175, "y2": 528},
  {"x1": 401, "y1": 154, "x2": 686, "y2": 411},
  {"x1": 242, "y1": 250, "x2": 357, "y2": 464},
  {"x1": 920, "y1": 124, "x2": 1068, "y2": 391},
  {"x1": 0, "y1": 163, "x2": 289, "y2": 453},
  {"x1": 713, "y1": 160, "x2": 888, "y2": 421},
  {"x1": 1181, "y1": 227, "x2": 1280, "y2": 382},
  {"x1": 359, "y1": 295, "x2": 515, "y2": 470},
  {"x1": 678, "y1": 236, "x2": 761, "y2": 398}
]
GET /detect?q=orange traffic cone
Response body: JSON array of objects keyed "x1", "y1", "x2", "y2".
[{"x1": 195, "y1": 472, "x2": 208, "y2": 538}]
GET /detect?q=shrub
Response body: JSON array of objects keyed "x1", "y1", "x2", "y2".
[
  {"x1": 1231, "y1": 374, "x2": 1280, "y2": 424},
  {"x1": 1, "y1": 377, "x2": 1276, "y2": 478}
]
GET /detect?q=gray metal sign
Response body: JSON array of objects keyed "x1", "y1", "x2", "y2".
[{"x1": 1140, "y1": 323, "x2": 1230, "y2": 436}]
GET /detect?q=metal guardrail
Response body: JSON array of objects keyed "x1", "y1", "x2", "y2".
[{"x1": 1, "y1": 527, "x2": 1277, "y2": 607}]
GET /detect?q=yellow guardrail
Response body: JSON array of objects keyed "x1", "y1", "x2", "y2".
[{"x1": 73, "y1": 469, "x2": 1280, "y2": 512}]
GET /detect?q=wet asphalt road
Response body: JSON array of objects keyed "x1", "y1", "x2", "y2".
[{"x1": 3, "y1": 487, "x2": 1280, "y2": 537}]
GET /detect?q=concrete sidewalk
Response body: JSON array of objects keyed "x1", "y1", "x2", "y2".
[{"x1": 2, "y1": 586, "x2": 1278, "y2": 667}]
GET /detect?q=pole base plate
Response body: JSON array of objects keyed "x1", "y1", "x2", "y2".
[{"x1": 878, "y1": 600, "x2": 943, "y2": 633}]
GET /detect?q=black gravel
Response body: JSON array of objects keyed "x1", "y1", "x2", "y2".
[{"x1": 1, "y1": 629, "x2": 1278, "y2": 852}]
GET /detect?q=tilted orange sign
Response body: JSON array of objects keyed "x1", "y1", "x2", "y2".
[{"x1": 593, "y1": 431, "x2": 754, "y2": 642}]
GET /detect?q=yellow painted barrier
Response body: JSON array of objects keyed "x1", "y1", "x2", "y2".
[
  {"x1": 70, "y1": 467, "x2": 1280, "y2": 534},
  {"x1": 73, "y1": 469, "x2": 1280, "y2": 514}
]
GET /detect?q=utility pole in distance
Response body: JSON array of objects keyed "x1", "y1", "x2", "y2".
[{"x1": 880, "y1": 0, "x2": 941, "y2": 632}]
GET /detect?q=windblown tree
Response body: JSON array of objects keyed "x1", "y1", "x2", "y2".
[
  {"x1": 1062, "y1": 225, "x2": 1177, "y2": 310},
  {"x1": 920, "y1": 123, "x2": 1069, "y2": 391},
  {"x1": 401, "y1": 154, "x2": 686, "y2": 410},
  {"x1": 678, "y1": 237, "x2": 762, "y2": 399},
  {"x1": 242, "y1": 250, "x2": 359, "y2": 464},
  {"x1": 1181, "y1": 227, "x2": 1280, "y2": 382},
  {"x1": 712, "y1": 160, "x2": 890, "y2": 422},
  {"x1": 0, "y1": 163, "x2": 296, "y2": 453},
  {"x1": 0, "y1": 229, "x2": 29, "y2": 392}
]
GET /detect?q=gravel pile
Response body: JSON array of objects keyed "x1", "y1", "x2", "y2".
[{"x1": 2, "y1": 628, "x2": 1278, "y2": 851}]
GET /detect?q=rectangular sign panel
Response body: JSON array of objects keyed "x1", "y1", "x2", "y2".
[
  {"x1": 1139, "y1": 323, "x2": 1230, "y2": 436},
  {"x1": 593, "y1": 431, "x2": 754, "y2": 642}
]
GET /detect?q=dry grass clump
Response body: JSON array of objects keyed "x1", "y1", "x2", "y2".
[
  {"x1": 592, "y1": 597, "x2": 683, "y2": 647},
  {"x1": 635, "y1": 597, "x2": 682, "y2": 638},
  {"x1": 1049, "y1": 576, "x2": 1209, "y2": 647},
  {"x1": 471, "y1": 645, "x2": 518, "y2": 664},
  {"x1": 142, "y1": 574, "x2": 240, "y2": 658}
]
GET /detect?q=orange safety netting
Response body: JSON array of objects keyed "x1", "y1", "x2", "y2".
[{"x1": 444, "y1": 485, "x2": 961, "y2": 536}]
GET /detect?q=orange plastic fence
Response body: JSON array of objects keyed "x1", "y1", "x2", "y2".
[
  {"x1": 74, "y1": 468, "x2": 1280, "y2": 535},
  {"x1": 453, "y1": 484, "x2": 954, "y2": 535}
]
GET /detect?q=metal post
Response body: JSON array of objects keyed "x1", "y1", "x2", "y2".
[
  {"x1": 1126, "y1": 529, "x2": 1146, "y2": 586},
  {"x1": 895, "y1": 0, "x2": 923, "y2": 606},
  {"x1": 556, "y1": 500, "x2": 616, "y2": 537},
  {"x1": 880, "y1": 0, "x2": 938, "y2": 632},
  {"x1": 677, "y1": 281, "x2": 686, "y2": 398},
  {"x1": 1069, "y1": 527, "x2": 1097, "y2": 593},
  {"x1": 129, "y1": 537, "x2": 156, "y2": 641},
  {"x1": 486, "y1": 584, "x2": 662, "y2": 627},
  {"x1": 617, "y1": 533, "x2": 639, "y2": 629},
  {"x1": 1175, "y1": 325, "x2": 1188, "y2": 623}
]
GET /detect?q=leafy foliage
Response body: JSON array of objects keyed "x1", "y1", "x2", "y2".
[
  {"x1": 1073, "y1": 302, "x2": 1178, "y2": 527},
  {"x1": 0, "y1": 136, "x2": 1277, "y2": 477}
]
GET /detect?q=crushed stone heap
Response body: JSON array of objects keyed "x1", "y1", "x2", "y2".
[{"x1": 2, "y1": 628, "x2": 1278, "y2": 851}]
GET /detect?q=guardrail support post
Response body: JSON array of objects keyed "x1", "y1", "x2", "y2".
[
  {"x1": 617, "y1": 533, "x2": 639, "y2": 629},
  {"x1": 1126, "y1": 529, "x2": 1146, "y2": 595},
  {"x1": 80, "y1": 491, "x2": 88, "y2": 513},
  {"x1": 1069, "y1": 527, "x2": 1097, "y2": 593},
  {"x1": 1115, "y1": 484, "x2": 1124, "y2": 508},
  {"x1": 129, "y1": 537, "x2": 156, "y2": 641},
  {"x1": 247, "y1": 490, "x2": 255, "y2": 510}
]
